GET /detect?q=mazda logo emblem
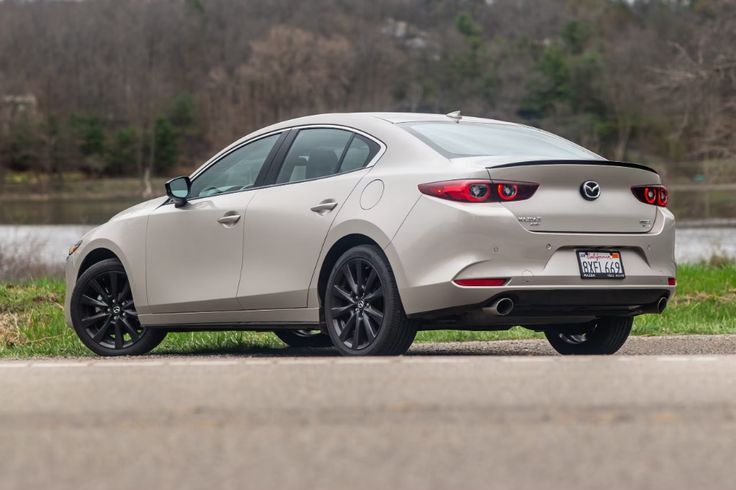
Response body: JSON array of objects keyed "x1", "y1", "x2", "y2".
[{"x1": 580, "y1": 180, "x2": 601, "y2": 200}]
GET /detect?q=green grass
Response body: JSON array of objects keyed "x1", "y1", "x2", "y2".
[{"x1": 1, "y1": 263, "x2": 734, "y2": 358}]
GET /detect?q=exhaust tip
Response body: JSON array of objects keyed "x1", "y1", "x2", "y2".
[
  {"x1": 495, "y1": 297, "x2": 514, "y2": 316},
  {"x1": 657, "y1": 297, "x2": 668, "y2": 314}
]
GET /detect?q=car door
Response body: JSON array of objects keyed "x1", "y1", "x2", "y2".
[
  {"x1": 146, "y1": 132, "x2": 284, "y2": 314},
  {"x1": 237, "y1": 127, "x2": 381, "y2": 310}
]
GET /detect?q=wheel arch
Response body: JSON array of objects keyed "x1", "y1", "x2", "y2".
[
  {"x1": 77, "y1": 247, "x2": 121, "y2": 278},
  {"x1": 316, "y1": 233, "x2": 382, "y2": 310},
  {"x1": 311, "y1": 217, "x2": 411, "y2": 313}
]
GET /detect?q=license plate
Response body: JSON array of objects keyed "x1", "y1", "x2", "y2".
[{"x1": 576, "y1": 250, "x2": 625, "y2": 279}]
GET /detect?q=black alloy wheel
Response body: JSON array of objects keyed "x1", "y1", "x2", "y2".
[
  {"x1": 330, "y1": 258, "x2": 384, "y2": 350},
  {"x1": 71, "y1": 259, "x2": 167, "y2": 356},
  {"x1": 544, "y1": 317, "x2": 633, "y2": 355},
  {"x1": 325, "y1": 245, "x2": 417, "y2": 356}
]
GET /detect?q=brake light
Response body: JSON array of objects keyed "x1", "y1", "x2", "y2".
[
  {"x1": 418, "y1": 180, "x2": 538, "y2": 203},
  {"x1": 497, "y1": 183, "x2": 518, "y2": 201},
  {"x1": 454, "y1": 278, "x2": 509, "y2": 287},
  {"x1": 632, "y1": 185, "x2": 668, "y2": 207},
  {"x1": 668, "y1": 277, "x2": 677, "y2": 286}
]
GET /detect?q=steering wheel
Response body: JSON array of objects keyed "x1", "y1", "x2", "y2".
[{"x1": 198, "y1": 185, "x2": 221, "y2": 197}]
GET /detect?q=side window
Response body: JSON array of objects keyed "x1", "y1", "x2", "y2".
[
  {"x1": 190, "y1": 133, "x2": 280, "y2": 198},
  {"x1": 276, "y1": 128, "x2": 352, "y2": 184},
  {"x1": 339, "y1": 135, "x2": 379, "y2": 172}
]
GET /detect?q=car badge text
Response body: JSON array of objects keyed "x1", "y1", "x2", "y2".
[{"x1": 518, "y1": 216, "x2": 542, "y2": 226}]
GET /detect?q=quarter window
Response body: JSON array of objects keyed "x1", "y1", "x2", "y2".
[
  {"x1": 339, "y1": 135, "x2": 378, "y2": 172},
  {"x1": 190, "y1": 133, "x2": 280, "y2": 198}
]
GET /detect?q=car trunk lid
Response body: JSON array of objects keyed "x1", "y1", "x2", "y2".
[{"x1": 485, "y1": 160, "x2": 661, "y2": 233}]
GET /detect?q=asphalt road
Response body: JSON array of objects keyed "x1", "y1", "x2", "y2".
[{"x1": 1, "y1": 335, "x2": 735, "y2": 490}]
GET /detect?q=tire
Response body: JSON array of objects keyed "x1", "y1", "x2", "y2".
[
  {"x1": 274, "y1": 329, "x2": 333, "y2": 348},
  {"x1": 324, "y1": 245, "x2": 417, "y2": 356},
  {"x1": 70, "y1": 258, "x2": 167, "y2": 356},
  {"x1": 544, "y1": 317, "x2": 633, "y2": 355}
]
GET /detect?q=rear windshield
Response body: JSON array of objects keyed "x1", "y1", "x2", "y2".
[{"x1": 401, "y1": 122, "x2": 601, "y2": 159}]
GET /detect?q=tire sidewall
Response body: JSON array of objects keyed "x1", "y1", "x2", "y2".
[
  {"x1": 71, "y1": 258, "x2": 166, "y2": 356},
  {"x1": 545, "y1": 317, "x2": 633, "y2": 355}
]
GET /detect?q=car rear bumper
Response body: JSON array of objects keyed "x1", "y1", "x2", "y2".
[
  {"x1": 386, "y1": 195, "x2": 676, "y2": 316},
  {"x1": 410, "y1": 287, "x2": 672, "y2": 328}
]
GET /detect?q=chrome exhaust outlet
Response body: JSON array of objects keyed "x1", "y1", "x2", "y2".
[
  {"x1": 657, "y1": 297, "x2": 668, "y2": 313},
  {"x1": 484, "y1": 297, "x2": 514, "y2": 316}
]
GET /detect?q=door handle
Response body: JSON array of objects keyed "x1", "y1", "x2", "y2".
[
  {"x1": 217, "y1": 213, "x2": 241, "y2": 226},
  {"x1": 310, "y1": 200, "x2": 338, "y2": 214}
]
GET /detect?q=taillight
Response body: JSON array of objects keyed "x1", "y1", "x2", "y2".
[
  {"x1": 632, "y1": 185, "x2": 668, "y2": 207},
  {"x1": 418, "y1": 180, "x2": 538, "y2": 203},
  {"x1": 668, "y1": 277, "x2": 677, "y2": 286}
]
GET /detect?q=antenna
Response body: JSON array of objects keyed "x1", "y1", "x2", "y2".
[{"x1": 445, "y1": 110, "x2": 462, "y2": 123}]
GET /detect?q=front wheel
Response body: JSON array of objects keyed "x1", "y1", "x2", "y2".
[
  {"x1": 324, "y1": 245, "x2": 417, "y2": 356},
  {"x1": 544, "y1": 317, "x2": 633, "y2": 355},
  {"x1": 70, "y1": 258, "x2": 167, "y2": 356}
]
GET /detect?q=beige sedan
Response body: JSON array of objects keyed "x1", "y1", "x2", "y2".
[{"x1": 65, "y1": 112, "x2": 676, "y2": 356}]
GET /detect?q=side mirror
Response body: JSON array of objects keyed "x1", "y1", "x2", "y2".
[{"x1": 165, "y1": 176, "x2": 191, "y2": 208}]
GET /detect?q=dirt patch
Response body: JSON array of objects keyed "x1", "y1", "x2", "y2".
[
  {"x1": 33, "y1": 292, "x2": 61, "y2": 304},
  {"x1": 0, "y1": 312, "x2": 28, "y2": 348}
]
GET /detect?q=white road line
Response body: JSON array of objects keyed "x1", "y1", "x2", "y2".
[
  {"x1": 0, "y1": 362, "x2": 30, "y2": 369},
  {"x1": 500, "y1": 357, "x2": 553, "y2": 363},
  {"x1": 31, "y1": 362, "x2": 87, "y2": 368},
  {"x1": 656, "y1": 356, "x2": 719, "y2": 362},
  {"x1": 93, "y1": 361, "x2": 165, "y2": 367},
  {"x1": 184, "y1": 359, "x2": 241, "y2": 367},
  {"x1": 1, "y1": 354, "x2": 730, "y2": 369},
  {"x1": 400, "y1": 358, "x2": 470, "y2": 364},
  {"x1": 242, "y1": 359, "x2": 276, "y2": 365},
  {"x1": 276, "y1": 359, "x2": 332, "y2": 365},
  {"x1": 167, "y1": 361, "x2": 192, "y2": 366},
  {"x1": 332, "y1": 358, "x2": 393, "y2": 365}
]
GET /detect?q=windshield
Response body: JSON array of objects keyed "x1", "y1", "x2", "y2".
[{"x1": 401, "y1": 122, "x2": 601, "y2": 160}]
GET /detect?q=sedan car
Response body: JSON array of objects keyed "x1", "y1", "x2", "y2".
[{"x1": 65, "y1": 112, "x2": 676, "y2": 356}]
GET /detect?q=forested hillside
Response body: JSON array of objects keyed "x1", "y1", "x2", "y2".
[{"x1": 1, "y1": 0, "x2": 734, "y2": 186}]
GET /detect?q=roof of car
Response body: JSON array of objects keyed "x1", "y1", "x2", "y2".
[
  {"x1": 359, "y1": 112, "x2": 515, "y2": 125},
  {"x1": 229, "y1": 112, "x2": 524, "y2": 160},
  {"x1": 263, "y1": 112, "x2": 517, "y2": 128}
]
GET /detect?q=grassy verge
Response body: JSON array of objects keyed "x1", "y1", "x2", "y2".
[{"x1": 1, "y1": 264, "x2": 734, "y2": 358}]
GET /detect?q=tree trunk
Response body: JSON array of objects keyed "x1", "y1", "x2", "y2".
[
  {"x1": 614, "y1": 119, "x2": 632, "y2": 161},
  {"x1": 142, "y1": 166, "x2": 152, "y2": 198}
]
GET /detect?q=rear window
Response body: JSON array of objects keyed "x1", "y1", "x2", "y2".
[{"x1": 401, "y1": 122, "x2": 601, "y2": 160}]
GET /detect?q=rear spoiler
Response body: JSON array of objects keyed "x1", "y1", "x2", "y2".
[{"x1": 491, "y1": 159, "x2": 659, "y2": 175}]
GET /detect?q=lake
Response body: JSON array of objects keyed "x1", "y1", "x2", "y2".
[{"x1": 0, "y1": 224, "x2": 733, "y2": 269}]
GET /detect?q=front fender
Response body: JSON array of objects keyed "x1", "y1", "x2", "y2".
[{"x1": 64, "y1": 213, "x2": 151, "y2": 326}]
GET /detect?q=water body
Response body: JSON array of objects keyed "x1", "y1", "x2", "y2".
[
  {"x1": 0, "y1": 197, "x2": 141, "y2": 225},
  {"x1": 0, "y1": 224, "x2": 733, "y2": 268}
]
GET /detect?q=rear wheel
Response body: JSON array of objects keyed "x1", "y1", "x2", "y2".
[
  {"x1": 274, "y1": 329, "x2": 333, "y2": 348},
  {"x1": 324, "y1": 245, "x2": 417, "y2": 356},
  {"x1": 70, "y1": 258, "x2": 167, "y2": 356},
  {"x1": 544, "y1": 317, "x2": 633, "y2": 355}
]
